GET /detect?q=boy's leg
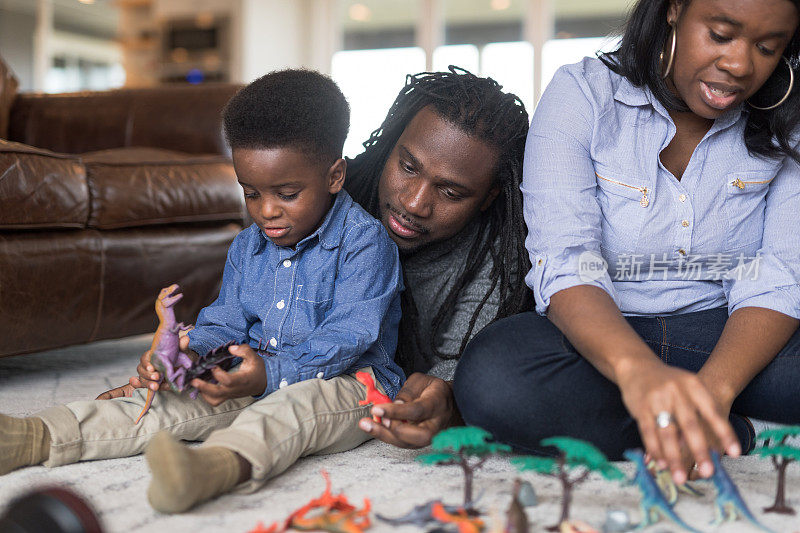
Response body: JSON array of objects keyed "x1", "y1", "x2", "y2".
[
  {"x1": 15, "y1": 386, "x2": 254, "y2": 468},
  {"x1": 145, "y1": 367, "x2": 377, "y2": 512}
]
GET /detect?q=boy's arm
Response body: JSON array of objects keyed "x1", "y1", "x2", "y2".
[
  {"x1": 258, "y1": 222, "x2": 402, "y2": 398},
  {"x1": 187, "y1": 230, "x2": 254, "y2": 355}
]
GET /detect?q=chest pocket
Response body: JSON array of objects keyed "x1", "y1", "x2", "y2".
[
  {"x1": 723, "y1": 170, "x2": 773, "y2": 253},
  {"x1": 594, "y1": 169, "x2": 650, "y2": 253},
  {"x1": 291, "y1": 283, "x2": 334, "y2": 344}
]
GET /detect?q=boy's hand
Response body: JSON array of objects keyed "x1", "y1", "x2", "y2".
[
  {"x1": 190, "y1": 344, "x2": 266, "y2": 406},
  {"x1": 130, "y1": 336, "x2": 198, "y2": 392}
]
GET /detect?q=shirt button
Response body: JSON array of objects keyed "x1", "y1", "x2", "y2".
[
  {"x1": 269, "y1": 337, "x2": 277, "y2": 347},
  {"x1": 279, "y1": 379, "x2": 288, "y2": 389},
  {"x1": 681, "y1": 220, "x2": 690, "y2": 227},
  {"x1": 316, "y1": 372, "x2": 324, "y2": 379},
  {"x1": 679, "y1": 194, "x2": 687, "y2": 202},
  {"x1": 276, "y1": 299, "x2": 285, "y2": 309},
  {"x1": 678, "y1": 249, "x2": 686, "y2": 256},
  {"x1": 283, "y1": 259, "x2": 292, "y2": 268}
]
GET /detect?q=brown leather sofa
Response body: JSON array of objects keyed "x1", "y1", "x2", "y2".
[{"x1": 0, "y1": 73, "x2": 246, "y2": 358}]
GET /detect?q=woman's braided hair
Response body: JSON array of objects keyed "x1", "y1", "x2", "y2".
[{"x1": 346, "y1": 66, "x2": 532, "y2": 373}]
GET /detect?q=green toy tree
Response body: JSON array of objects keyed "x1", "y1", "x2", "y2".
[
  {"x1": 753, "y1": 426, "x2": 800, "y2": 515},
  {"x1": 416, "y1": 426, "x2": 511, "y2": 508},
  {"x1": 512, "y1": 437, "x2": 624, "y2": 530}
]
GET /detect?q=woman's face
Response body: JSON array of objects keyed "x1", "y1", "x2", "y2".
[{"x1": 668, "y1": 0, "x2": 798, "y2": 119}]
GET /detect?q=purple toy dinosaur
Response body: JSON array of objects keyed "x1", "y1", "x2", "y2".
[{"x1": 134, "y1": 284, "x2": 193, "y2": 424}]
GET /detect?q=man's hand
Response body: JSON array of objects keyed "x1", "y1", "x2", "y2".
[
  {"x1": 190, "y1": 344, "x2": 266, "y2": 406},
  {"x1": 357, "y1": 372, "x2": 458, "y2": 448}
]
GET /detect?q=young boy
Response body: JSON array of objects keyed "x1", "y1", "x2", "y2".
[{"x1": 0, "y1": 69, "x2": 405, "y2": 513}]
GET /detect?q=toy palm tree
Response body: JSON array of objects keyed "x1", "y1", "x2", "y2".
[
  {"x1": 753, "y1": 426, "x2": 800, "y2": 515},
  {"x1": 512, "y1": 436, "x2": 624, "y2": 530},
  {"x1": 416, "y1": 426, "x2": 511, "y2": 508}
]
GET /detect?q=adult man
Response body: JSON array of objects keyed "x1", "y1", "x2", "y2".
[{"x1": 345, "y1": 67, "x2": 531, "y2": 447}]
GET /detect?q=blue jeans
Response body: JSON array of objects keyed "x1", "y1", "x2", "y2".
[{"x1": 453, "y1": 307, "x2": 800, "y2": 459}]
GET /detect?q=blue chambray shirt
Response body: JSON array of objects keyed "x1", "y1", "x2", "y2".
[
  {"x1": 187, "y1": 189, "x2": 405, "y2": 399},
  {"x1": 524, "y1": 57, "x2": 800, "y2": 319}
]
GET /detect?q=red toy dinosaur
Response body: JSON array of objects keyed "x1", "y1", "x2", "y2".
[
  {"x1": 355, "y1": 371, "x2": 392, "y2": 423},
  {"x1": 249, "y1": 470, "x2": 371, "y2": 533}
]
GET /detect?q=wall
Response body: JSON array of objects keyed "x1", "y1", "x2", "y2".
[{"x1": 0, "y1": 8, "x2": 36, "y2": 90}]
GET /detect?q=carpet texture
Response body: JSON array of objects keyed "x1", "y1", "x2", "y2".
[{"x1": 0, "y1": 336, "x2": 797, "y2": 533}]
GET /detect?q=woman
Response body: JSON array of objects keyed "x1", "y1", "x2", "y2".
[{"x1": 455, "y1": 0, "x2": 800, "y2": 486}]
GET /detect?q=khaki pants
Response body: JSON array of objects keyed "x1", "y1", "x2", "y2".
[{"x1": 36, "y1": 368, "x2": 377, "y2": 492}]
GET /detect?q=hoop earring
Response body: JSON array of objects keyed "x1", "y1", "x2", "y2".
[
  {"x1": 660, "y1": 24, "x2": 677, "y2": 80},
  {"x1": 747, "y1": 56, "x2": 794, "y2": 111}
]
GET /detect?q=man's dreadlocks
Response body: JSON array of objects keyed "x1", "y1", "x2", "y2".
[{"x1": 346, "y1": 66, "x2": 532, "y2": 373}]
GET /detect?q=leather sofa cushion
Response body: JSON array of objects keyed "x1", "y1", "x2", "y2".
[
  {"x1": 7, "y1": 84, "x2": 241, "y2": 155},
  {"x1": 83, "y1": 148, "x2": 243, "y2": 230},
  {"x1": 0, "y1": 140, "x2": 90, "y2": 229},
  {"x1": 0, "y1": 223, "x2": 239, "y2": 357},
  {"x1": 0, "y1": 142, "x2": 243, "y2": 230}
]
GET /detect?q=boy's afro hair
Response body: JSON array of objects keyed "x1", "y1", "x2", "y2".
[{"x1": 222, "y1": 69, "x2": 350, "y2": 164}]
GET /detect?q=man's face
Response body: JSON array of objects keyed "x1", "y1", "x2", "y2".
[
  {"x1": 667, "y1": 0, "x2": 797, "y2": 119},
  {"x1": 377, "y1": 106, "x2": 500, "y2": 253},
  {"x1": 233, "y1": 147, "x2": 344, "y2": 248}
]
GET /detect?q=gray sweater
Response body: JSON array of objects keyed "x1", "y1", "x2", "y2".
[{"x1": 402, "y1": 219, "x2": 502, "y2": 381}]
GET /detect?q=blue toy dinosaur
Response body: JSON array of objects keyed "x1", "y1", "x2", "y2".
[
  {"x1": 623, "y1": 449, "x2": 701, "y2": 533},
  {"x1": 706, "y1": 451, "x2": 775, "y2": 533}
]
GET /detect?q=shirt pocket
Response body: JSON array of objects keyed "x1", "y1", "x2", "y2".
[
  {"x1": 291, "y1": 283, "x2": 333, "y2": 344},
  {"x1": 723, "y1": 170, "x2": 773, "y2": 251},
  {"x1": 593, "y1": 168, "x2": 650, "y2": 253}
]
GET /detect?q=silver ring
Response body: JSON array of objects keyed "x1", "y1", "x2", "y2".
[{"x1": 656, "y1": 411, "x2": 673, "y2": 429}]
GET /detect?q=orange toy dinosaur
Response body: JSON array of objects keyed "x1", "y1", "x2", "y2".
[
  {"x1": 249, "y1": 470, "x2": 372, "y2": 533},
  {"x1": 355, "y1": 371, "x2": 392, "y2": 423},
  {"x1": 431, "y1": 502, "x2": 485, "y2": 533}
]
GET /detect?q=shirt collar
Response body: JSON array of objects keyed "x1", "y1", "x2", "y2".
[
  {"x1": 251, "y1": 189, "x2": 352, "y2": 255},
  {"x1": 614, "y1": 75, "x2": 744, "y2": 131},
  {"x1": 302, "y1": 189, "x2": 352, "y2": 250}
]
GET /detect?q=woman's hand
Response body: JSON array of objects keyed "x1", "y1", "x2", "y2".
[
  {"x1": 617, "y1": 358, "x2": 740, "y2": 484},
  {"x1": 358, "y1": 372, "x2": 458, "y2": 448},
  {"x1": 190, "y1": 344, "x2": 266, "y2": 406}
]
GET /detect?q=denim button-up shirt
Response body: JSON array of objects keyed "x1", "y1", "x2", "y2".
[
  {"x1": 524, "y1": 57, "x2": 800, "y2": 319},
  {"x1": 187, "y1": 190, "x2": 405, "y2": 398}
]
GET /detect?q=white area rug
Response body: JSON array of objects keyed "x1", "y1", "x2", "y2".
[{"x1": 0, "y1": 336, "x2": 798, "y2": 533}]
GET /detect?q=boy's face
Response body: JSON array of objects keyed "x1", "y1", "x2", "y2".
[
  {"x1": 233, "y1": 147, "x2": 345, "y2": 248},
  {"x1": 377, "y1": 106, "x2": 500, "y2": 253}
]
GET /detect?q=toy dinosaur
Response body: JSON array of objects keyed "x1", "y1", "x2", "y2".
[
  {"x1": 622, "y1": 449, "x2": 701, "y2": 533},
  {"x1": 135, "y1": 284, "x2": 240, "y2": 424},
  {"x1": 647, "y1": 459, "x2": 703, "y2": 504},
  {"x1": 355, "y1": 371, "x2": 392, "y2": 423},
  {"x1": 249, "y1": 470, "x2": 371, "y2": 533},
  {"x1": 706, "y1": 451, "x2": 775, "y2": 532},
  {"x1": 376, "y1": 500, "x2": 465, "y2": 527},
  {"x1": 431, "y1": 502, "x2": 485, "y2": 533},
  {"x1": 134, "y1": 284, "x2": 193, "y2": 423}
]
